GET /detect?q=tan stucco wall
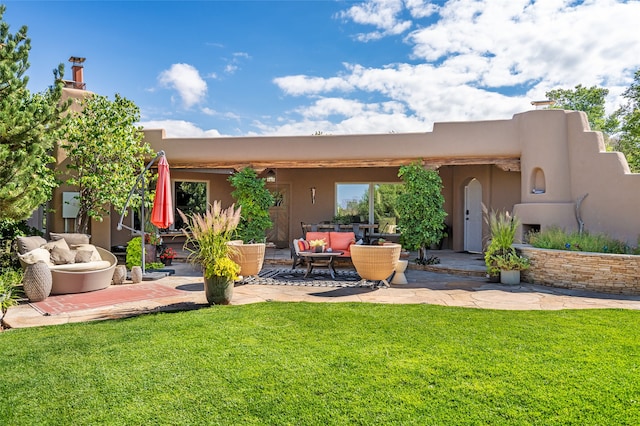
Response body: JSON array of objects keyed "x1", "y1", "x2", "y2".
[
  {"x1": 51, "y1": 89, "x2": 640, "y2": 251},
  {"x1": 513, "y1": 110, "x2": 640, "y2": 245},
  {"x1": 139, "y1": 109, "x2": 640, "y2": 249}
]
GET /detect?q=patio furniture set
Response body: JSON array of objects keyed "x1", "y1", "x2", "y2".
[{"x1": 292, "y1": 229, "x2": 405, "y2": 287}]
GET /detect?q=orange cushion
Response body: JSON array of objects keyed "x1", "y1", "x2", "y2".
[
  {"x1": 329, "y1": 232, "x2": 356, "y2": 251},
  {"x1": 297, "y1": 240, "x2": 310, "y2": 251}
]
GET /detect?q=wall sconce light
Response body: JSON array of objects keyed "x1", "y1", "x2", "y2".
[
  {"x1": 310, "y1": 187, "x2": 316, "y2": 204},
  {"x1": 265, "y1": 169, "x2": 276, "y2": 183}
]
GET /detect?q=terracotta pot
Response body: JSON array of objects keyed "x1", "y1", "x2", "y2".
[{"x1": 204, "y1": 275, "x2": 234, "y2": 305}]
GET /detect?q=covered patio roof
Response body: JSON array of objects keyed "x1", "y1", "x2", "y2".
[{"x1": 143, "y1": 119, "x2": 522, "y2": 172}]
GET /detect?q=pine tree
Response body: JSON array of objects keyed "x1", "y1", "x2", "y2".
[{"x1": 0, "y1": 5, "x2": 68, "y2": 220}]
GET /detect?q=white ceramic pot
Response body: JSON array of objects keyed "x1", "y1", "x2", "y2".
[{"x1": 500, "y1": 270, "x2": 521, "y2": 285}]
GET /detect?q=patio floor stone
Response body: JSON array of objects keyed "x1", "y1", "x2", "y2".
[{"x1": 3, "y1": 249, "x2": 640, "y2": 329}]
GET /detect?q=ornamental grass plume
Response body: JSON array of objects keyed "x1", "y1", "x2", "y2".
[{"x1": 179, "y1": 201, "x2": 242, "y2": 280}]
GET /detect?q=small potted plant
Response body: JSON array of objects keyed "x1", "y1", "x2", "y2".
[
  {"x1": 309, "y1": 239, "x2": 326, "y2": 253},
  {"x1": 491, "y1": 249, "x2": 530, "y2": 285},
  {"x1": 144, "y1": 230, "x2": 162, "y2": 262},
  {"x1": 159, "y1": 247, "x2": 177, "y2": 266}
]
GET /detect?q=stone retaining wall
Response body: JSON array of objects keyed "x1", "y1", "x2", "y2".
[{"x1": 517, "y1": 245, "x2": 640, "y2": 295}]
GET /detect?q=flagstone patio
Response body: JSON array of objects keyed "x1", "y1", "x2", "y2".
[{"x1": 3, "y1": 250, "x2": 640, "y2": 330}]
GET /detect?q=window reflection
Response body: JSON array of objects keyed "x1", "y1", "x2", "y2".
[
  {"x1": 335, "y1": 183, "x2": 403, "y2": 229},
  {"x1": 173, "y1": 181, "x2": 208, "y2": 230}
]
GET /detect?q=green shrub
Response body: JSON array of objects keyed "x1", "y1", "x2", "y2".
[
  {"x1": 528, "y1": 226, "x2": 636, "y2": 254},
  {"x1": 0, "y1": 219, "x2": 43, "y2": 269},
  {"x1": 0, "y1": 268, "x2": 23, "y2": 313}
]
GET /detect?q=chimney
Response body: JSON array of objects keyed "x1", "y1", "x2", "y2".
[
  {"x1": 531, "y1": 100, "x2": 555, "y2": 110},
  {"x1": 64, "y1": 56, "x2": 86, "y2": 90}
]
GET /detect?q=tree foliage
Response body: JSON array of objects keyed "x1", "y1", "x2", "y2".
[
  {"x1": 397, "y1": 162, "x2": 447, "y2": 260},
  {"x1": 546, "y1": 76, "x2": 640, "y2": 173},
  {"x1": 228, "y1": 167, "x2": 274, "y2": 243},
  {"x1": 0, "y1": 5, "x2": 69, "y2": 220},
  {"x1": 62, "y1": 93, "x2": 154, "y2": 233},
  {"x1": 616, "y1": 70, "x2": 640, "y2": 173},
  {"x1": 546, "y1": 84, "x2": 619, "y2": 135}
]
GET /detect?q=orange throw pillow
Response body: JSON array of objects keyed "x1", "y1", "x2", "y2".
[{"x1": 297, "y1": 240, "x2": 310, "y2": 251}]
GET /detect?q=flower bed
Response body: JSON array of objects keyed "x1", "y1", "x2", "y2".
[{"x1": 517, "y1": 244, "x2": 640, "y2": 295}]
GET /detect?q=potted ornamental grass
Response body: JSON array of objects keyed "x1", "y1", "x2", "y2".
[
  {"x1": 484, "y1": 209, "x2": 530, "y2": 284},
  {"x1": 179, "y1": 201, "x2": 242, "y2": 305}
]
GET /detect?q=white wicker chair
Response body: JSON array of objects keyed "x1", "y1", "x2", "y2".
[{"x1": 350, "y1": 243, "x2": 402, "y2": 287}]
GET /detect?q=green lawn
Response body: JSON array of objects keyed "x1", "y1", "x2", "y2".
[{"x1": 1, "y1": 303, "x2": 639, "y2": 425}]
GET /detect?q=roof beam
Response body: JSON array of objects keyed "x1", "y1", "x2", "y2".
[{"x1": 167, "y1": 156, "x2": 520, "y2": 172}]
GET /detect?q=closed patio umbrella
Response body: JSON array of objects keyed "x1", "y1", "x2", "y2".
[{"x1": 150, "y1": 155, "x2": 174, "y2": 229}]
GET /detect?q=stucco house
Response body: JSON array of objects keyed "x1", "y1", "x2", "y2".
[{"x1": 48, "y1": 63, "x2": 640, "y2": 254}]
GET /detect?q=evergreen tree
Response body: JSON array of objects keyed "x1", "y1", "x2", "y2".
[{"x1": 0, "y1": 5, "x2": 68, "y2": 220}]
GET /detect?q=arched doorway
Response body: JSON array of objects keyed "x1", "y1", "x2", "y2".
[{"x1": 464, "y1": 178, "x2": 483, "y2": 253}]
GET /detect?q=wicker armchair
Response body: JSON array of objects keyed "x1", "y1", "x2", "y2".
[
  {"x1": 228, "y1": 242, "x2": 266, "y2": 277},
  {"x1": 350, "y1": 243, "x2": 402, "y2": 287}
]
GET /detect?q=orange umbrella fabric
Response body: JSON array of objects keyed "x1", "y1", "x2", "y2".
[{"x1": 150, "y1": 155, "x2": 174, "y2": 229}]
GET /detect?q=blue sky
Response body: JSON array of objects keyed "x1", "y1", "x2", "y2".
[{"x1": 4, "y1": 0, "x2": 640, "y2": 137}]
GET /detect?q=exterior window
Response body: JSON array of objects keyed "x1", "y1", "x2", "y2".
[
  {"x1": 173, "y1": 181, "x2": 208, "y2": 230},
  {"x1": 336, "y1": 183, "x2": 403, "y2": 229},
  {"x1": 336, "y1": 184, "x2": 369, "y2": 223}
]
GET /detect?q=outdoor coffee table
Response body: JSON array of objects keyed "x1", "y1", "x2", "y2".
[{"x1": 299, "y1": 250, "x2": 344, "y2": 279}]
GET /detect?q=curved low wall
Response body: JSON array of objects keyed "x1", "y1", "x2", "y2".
[{"x1": 517, "y1": 244, "x2": 640, "y2": 295}]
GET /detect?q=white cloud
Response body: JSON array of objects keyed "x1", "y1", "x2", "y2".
[
  {"x1": 223, "y1": 52, "x2": 251, "y2": 75},
  {"x1": 139, "y1": 120, "x2": 223, "y2": 138},
  {"x1": 273, "y1": 74, "x2": 354, "y2": 95},
  {"x1": 405, "y1": 0, "x2": 439, "y2": 19},
  {"x1": 201, "y1": 107, "x2": 241, "y2": 121},
  {"x1": 158, "y1": 63, "x2": 207, "y2": 108},
  {"x1": 271, "y1": 0, "x2": 640, "y2": 135},
  {"x1": 337, "y1": 0, "x2": 412, "y2": 41}
]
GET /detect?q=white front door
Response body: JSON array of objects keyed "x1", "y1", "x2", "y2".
[{"x1": 464, "y1": 179, "x2": 483, "y2": 253}]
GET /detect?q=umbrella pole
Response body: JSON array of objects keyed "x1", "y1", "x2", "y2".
[
  {"x1": 116, "y1": 150, "x2": 166, "y2": 277},
  {"x1": 141, "y1": 172, "x2": 146, "y2": 275}
]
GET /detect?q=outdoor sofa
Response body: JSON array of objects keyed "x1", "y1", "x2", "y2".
[
  {"x1": 291, "y1": 231, "x2": 356, "y2": 269},
  {"x1": 16, "y1": 233, "x2": 117, "y2": 295}
]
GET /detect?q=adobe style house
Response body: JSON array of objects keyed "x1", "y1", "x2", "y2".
[{"x1": 48, "y1": 62, "x2": 640, "y2": 253}]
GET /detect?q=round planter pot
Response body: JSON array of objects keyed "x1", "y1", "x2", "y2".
[
  {"x1": 144, "y1": 244, "x2": 157, "y2": 262},
  {"x1": 161, "y1": 258, "x2": 173, "y2": 266},
  {"x1": 228, "y1": 243, "x2": 266, "y2": 277},
  {"x1": 131, "y1": 266, "x2": 143, "y2": 284},
  {"x1": 204, "y1": 275, "x2": 234, "y2": 305},
  {"x1": 23, "y1": 261, "x2": 52, "y2": 302},
  {"x1": 500, "y1": 270, "x2": 521, "y2": 285}
]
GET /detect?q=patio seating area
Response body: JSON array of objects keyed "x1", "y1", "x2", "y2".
[{"x1": 4, "y1": 248, "x2": 640, "y2": 330}]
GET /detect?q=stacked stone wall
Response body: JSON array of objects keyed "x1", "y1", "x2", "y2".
[{"x1": 518, "y1": 245, "x2": 640, "y2": 295}]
